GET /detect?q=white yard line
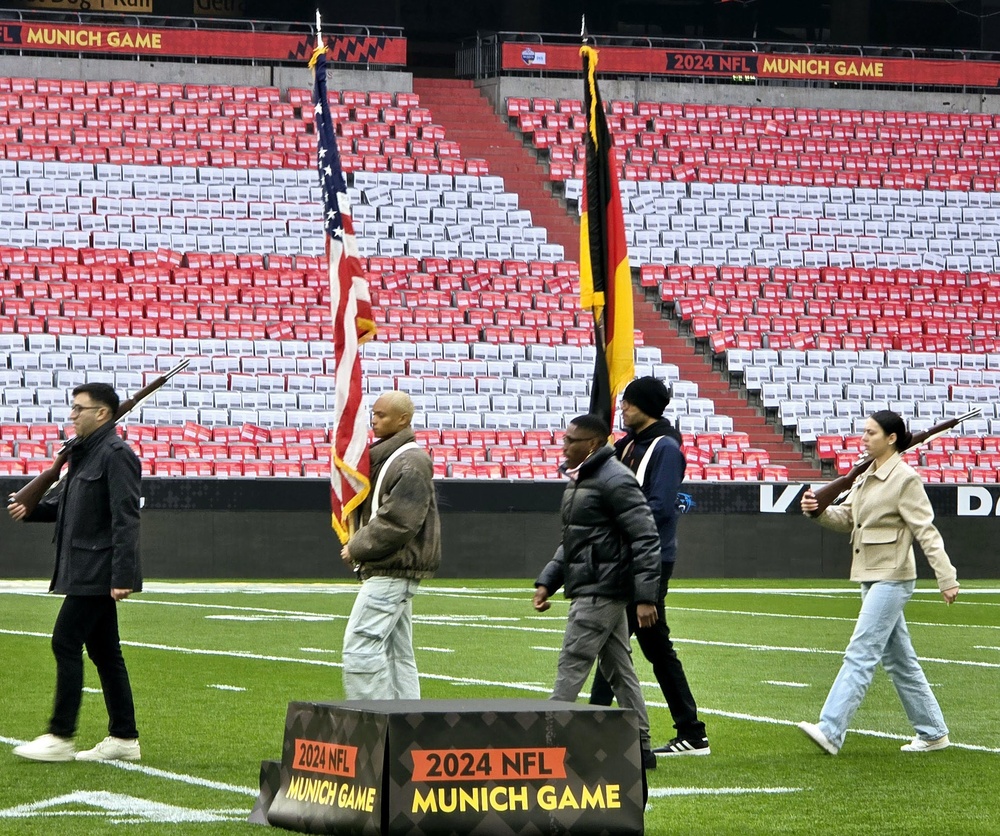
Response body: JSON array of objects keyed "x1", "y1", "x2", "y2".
[
  {"x1": 5, "y1": 584, "x2": 1000, "y2": 759},
  {"x1": 12, "y1": 589, "x2": 1000, "y2": 643},
  {"x1": 4, "y1": 580, "x2": 1000, "y2": 595},
  {"x1": 0, "y1": 734, "x2": 257, "y2": 796},
  {"x1": 649, "y1": 786, "x2": 803, "y2": 798},
  {"x1": 16, "y1": 591, "x2": 999, "y2": 644},
  {"x1": 4, "y1": 626, "x2": 999, "y2": 754},
  {"x1": 652, "y1": 605, "x2": 1000, "y2": 633},
  {"x1": 126, "y1": 599, "x2": 351, "y2": 620}
]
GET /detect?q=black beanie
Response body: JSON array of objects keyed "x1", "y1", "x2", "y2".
[{"x1": 622, "y1": 377, "x2": 671, "y2": 419}]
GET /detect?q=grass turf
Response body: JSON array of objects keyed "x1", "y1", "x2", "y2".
[{"x1": 1, "y1": 578, "x2": 998, "y2": 835}]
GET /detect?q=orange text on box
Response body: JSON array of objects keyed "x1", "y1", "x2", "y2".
[
  {"x1": 411, "y1": 748, "x2": 567, "y2": 782},
  {"x1": 292, "y1": 739, "x2": 358, "y2": 778}
]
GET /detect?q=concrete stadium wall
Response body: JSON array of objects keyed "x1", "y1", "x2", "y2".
[
  {"x1": 478, "y1": 75, "x2": 999, "y2": 118},
  {"x1": 2, "y1": 479, "x2": 997, "y2": 581},
  {"x1": 1, "y1": 52, "x2": 986, "y2": 112},
  {"x1": 0, "y1": 55, "x2": 411, "y2": 94}
]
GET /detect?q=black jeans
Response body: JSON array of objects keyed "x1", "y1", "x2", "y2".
[
  {"x1": 589, "y1": 563, "x2": 706, "y2": 740},
  {"x1": 49, "y1": 595, "x2": 138, "y2": 740}
]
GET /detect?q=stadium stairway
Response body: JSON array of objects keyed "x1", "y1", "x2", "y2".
[
  {"x1": 633, "y1": 288, "x2": 822, "y2": 482},
  {"x1": 412, "y1": 78, "x2": 818, "y2": 479},
  {"x1": 411, "y1": 78, "x2": 580, "y2": 258}
]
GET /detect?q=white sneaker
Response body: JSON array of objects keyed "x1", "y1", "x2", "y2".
[
  {"x1": 13, "y1": 734, "x2": 76, "y2": 762},
  {"x1": 798, "y1": 721, "x2": 839, "y2": 755},
  {"x1": 901, "y1": 734, "x2": 949, "y2": 752},
  {"x1": 75, "y1": 736, "x2": 141, "y2": 762}
]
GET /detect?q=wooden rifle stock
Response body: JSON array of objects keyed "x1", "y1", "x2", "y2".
[
  {"x1": 7, "y1": 359, "x2": 190, "y2": 517},
  {"x1": 806, "y1": 407, "x2": 982, "y2": 517}
]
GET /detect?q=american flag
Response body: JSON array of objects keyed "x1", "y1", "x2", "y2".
[{"x1": 311, "y1": 46, "x2": 377, "y2": 544}]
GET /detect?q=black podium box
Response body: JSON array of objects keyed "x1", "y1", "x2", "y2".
[{"x1": 251, "y1": 698, "x2": 644, "y2": 835}]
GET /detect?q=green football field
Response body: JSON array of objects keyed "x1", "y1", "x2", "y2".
[{"x1": 1, "y1": 578, "x2": 998, "y2": 835}]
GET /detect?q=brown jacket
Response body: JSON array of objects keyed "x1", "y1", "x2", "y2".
[
  {"x1": 817, "y1": 452, "x2": 958, "y2": 592},
  {"x1": 347, "y1": 427, "x2": 441, "y2": 581}
]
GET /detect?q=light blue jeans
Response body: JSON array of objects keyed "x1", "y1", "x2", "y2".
[
  {"x1": 342, "y1": 577, "x2": 421, "y2": 700},
  {"x1": 817, "y1": 580, "x2": 948, "y2": 750}
]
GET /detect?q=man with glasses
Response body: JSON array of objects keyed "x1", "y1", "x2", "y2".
[
  {"x1": 7, "y1": 383, "x2": 143, "y2": 763},
  {"x1": 533, "y1": 413, "x2": 661, "y2": 771}
]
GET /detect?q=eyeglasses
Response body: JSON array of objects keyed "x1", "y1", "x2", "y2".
[{"x1": 69, "y1": 405, "x2": 103, "y2": 416}]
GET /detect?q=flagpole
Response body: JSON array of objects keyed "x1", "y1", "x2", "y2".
[
  {"x1": 310, "y1": 8, "x2": 376, "y2": 545},
  {"x1": 580, "y1": 13, "x2": 606, "y2": 362},
  {"x1": 578, "y1": 28, "x2": 633, "y2": 429}
]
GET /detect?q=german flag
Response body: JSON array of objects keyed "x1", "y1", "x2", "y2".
[{"x1": 579, "y1": 44, "x2": 634, "y2": 429}]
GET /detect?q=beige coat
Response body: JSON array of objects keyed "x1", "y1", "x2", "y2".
[{"x1": 817, "y1": 453, "x2": 959, "y2": 592}]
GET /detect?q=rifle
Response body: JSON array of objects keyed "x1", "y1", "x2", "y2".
[
  {"x1": 7, "y1": 358, "x2": 190, "y2": 517},
  {"x1": 805, "y1": 407, "x2": 982, "y2": 517}
]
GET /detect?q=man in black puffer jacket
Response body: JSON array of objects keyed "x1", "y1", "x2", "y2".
[{"x1": 533, "y1": 414, "x2": 661, "y2": 770}]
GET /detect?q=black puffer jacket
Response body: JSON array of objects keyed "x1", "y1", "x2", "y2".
[{"x1": 536, "y1": 446, "x2": 661, "y2": 603}]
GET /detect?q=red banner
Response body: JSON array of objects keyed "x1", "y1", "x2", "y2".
[
  {"x1": 502, "y1": 42, "x2": 1000, "y2": 88},
  {"x1": 0, "y1": 21, "x2": 406, "y2": 64}
]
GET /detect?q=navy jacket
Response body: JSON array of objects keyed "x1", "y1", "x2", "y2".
[
  {"x1": 614, "y1": 420, "x2": 686, "y2": 563},
  {"x1": 536, "y1": 446, "x2": 661, "y2": 604},
  {"x1": 28, "y1": 421, "x2": 142, "y2": 595}
]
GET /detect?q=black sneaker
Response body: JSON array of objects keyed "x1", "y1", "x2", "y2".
[
  {"x1": 641, "y1": 748, "x2": 657, "y2": 770},
  {"x1": 652, "y1": 737, "x2": 711, "y2": 756}
]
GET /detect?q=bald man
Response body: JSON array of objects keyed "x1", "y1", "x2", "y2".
[{"x1": 340, "y1": 391, "x2": 442, "y2": 699}]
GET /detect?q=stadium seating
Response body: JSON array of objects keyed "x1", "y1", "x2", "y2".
[
  {"x1": 0, "y1": 77, "x2": 751, "y2": 479},
  {"x1": 512, "y1": 94, "x2": 1000, "y2": 482},
  {"x1": 15, "y1": 77, "x2": 1000, "y2": 483}
]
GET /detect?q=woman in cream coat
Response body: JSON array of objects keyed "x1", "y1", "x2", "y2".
[{"x1": 798, "y1": 410, "x2": 960, "y2": 755}]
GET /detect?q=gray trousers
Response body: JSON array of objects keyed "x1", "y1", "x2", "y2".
[
  {"x1": 342, "y1": 577, "x2": 421, "y2": 700},
  {"x1": 551, "y1": 595, "x2": 651, "y2": 749}
]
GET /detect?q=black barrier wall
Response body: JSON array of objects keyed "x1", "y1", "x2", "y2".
[{"x1": 1, "y1": 479, "x2": 998, "y2": 579}]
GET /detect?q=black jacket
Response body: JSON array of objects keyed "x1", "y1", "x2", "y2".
[
  {"x1": 614, "y1": 419, "x2": 686, "y2": 563},
  {"x1": 28, "y1": 422, "x2": 142, "y2": 595},
  {"x1": 536, "y1": 446, "x2": 661, "y2": 604}
]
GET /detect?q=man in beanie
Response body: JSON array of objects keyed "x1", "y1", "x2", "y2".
[{"x1": 589, "y1": 376, "x2": 711, "y2": 757}]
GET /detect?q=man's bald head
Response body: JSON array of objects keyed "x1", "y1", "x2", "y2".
[{"x1": 371, "y1": 391, "x2": 414, "y2": 439}]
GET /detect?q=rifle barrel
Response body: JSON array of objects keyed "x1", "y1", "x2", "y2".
[
  {"x1": 805, "y1": 407, "x2": 982, "y2": 517},
  {"x1": 6, "y1": 359, "x2": 189, "y2": 516}
]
